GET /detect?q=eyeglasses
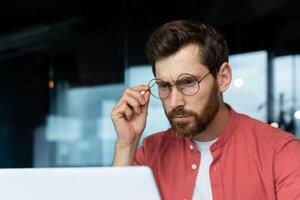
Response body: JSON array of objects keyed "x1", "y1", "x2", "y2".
[{"x1": 148, "y1": 72, "x2": 210, "y2": 99}]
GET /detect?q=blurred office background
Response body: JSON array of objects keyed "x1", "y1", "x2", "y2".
[{"x1": 0, "y1": 0, "x2": 299, "y2": 168}]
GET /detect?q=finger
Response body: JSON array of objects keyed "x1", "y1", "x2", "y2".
[
  {"x1": 125, "y1": 87, "x2": 148, "y2": 105},
  {"x1": 122, "y1": 94, "x2": 141, "y2": 114},
  {"x1": 132, "y1": 85, "x2": 149, "y2": 92},
  {"x1": 119, "y1": 104, "x2": 133, "y2": 120}
]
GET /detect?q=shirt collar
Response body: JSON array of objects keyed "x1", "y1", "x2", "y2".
[
  {"x1": 210, "y1": 105, "x2": 239, "y2": 151},
  {"x1": 181, "y1": 104, "x2": 239, "y2": 151}
]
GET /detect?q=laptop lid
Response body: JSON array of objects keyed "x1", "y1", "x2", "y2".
[{"x1": 0, "y1": 166, "x2": 161, "y2": 200}]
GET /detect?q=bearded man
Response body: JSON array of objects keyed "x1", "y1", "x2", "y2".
[{"x1": 111, "y1": 20, "x2": 300, "y2": 200}]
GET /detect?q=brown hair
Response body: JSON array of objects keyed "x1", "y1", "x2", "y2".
[{"x1": 145, "y1": 20, "x2": 229, "y2": 77}]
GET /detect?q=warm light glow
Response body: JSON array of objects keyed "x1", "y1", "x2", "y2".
[
  {"x1": 49, "y1": 80, "x2": 55, "y2": 89},
  {"x1": 234, "y1": 78, "x2": 244, "y2": 88},
  {"x1": 270, "y1": 122, "x2": 279, "y2": 128},
  {"x1": 294, "y1": 110, "x2": 300, "y2": 119}
]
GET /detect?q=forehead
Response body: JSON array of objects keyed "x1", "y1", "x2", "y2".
[{"x1": 155, "y1": 44, "x2": 208, "y2": 81}]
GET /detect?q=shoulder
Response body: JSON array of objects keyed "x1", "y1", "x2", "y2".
[
  {"x1": 134, "y1": 128, "x2": 178, "y2": 165},
  {"x1": 236, "y1": 113, "x2": 299, "y2": 150},
  {"x1": 141, "y1": 128, "x2": 176, "y2": 148}
]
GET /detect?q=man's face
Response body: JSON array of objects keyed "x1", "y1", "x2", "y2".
[{"x1": 155, "y1": 44, "x2": 221, "y2": 138}]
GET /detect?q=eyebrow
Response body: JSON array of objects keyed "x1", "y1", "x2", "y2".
[
  {"x1": 156, "y1": 73, "x2": 202, "y2": 82},
  {"x1": 155, "y1": 77, "x2": 175, "y2": 84},
  {"x1": 156, "y1": 79, "x2": 173, "y2": 87}
]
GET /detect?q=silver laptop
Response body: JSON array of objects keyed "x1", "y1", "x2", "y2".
[{"x1": 0, "y1": 166, "x2": 161, "y2": 200}]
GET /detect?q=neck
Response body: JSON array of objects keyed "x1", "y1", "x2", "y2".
[{"x1": 193, "y1": 103, "x2": 231, "y2": 142}]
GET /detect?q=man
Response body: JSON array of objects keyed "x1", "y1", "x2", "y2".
[{"x1": 111, "y1": 20, "x2": 300, "y2": 200}]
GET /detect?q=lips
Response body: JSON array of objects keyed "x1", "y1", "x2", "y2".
[
  {"x1": 172, "y1": 115, "x2": 190, "y2": 118},
  {"x1": 171, "y1": 115, "x2": 192, "y2": 123}
]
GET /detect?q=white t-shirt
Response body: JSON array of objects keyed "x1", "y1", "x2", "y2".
[{"x1": 192, "y1": 139, "x2": 217, "y2": 200}]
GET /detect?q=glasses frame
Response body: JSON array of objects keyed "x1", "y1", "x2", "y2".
[{"x1": 148, "y1": 71, "x2": 210, "y2": 99}]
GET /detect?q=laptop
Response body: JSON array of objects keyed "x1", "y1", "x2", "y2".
[{"x1": 0, "y1": 166, "x2": 161, "y2": 200}]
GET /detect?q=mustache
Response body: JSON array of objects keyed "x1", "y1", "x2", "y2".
[{"x1": 167, "y1": 108, "x2": 196, "y2": 118}]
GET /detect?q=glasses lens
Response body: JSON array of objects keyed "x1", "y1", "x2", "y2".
[
  {"x1": 177, "y1": 74, "x2": 199, "y2": 96},
  {"x1": 148, "y1": 79, "x2": 170, "y2": 99}
]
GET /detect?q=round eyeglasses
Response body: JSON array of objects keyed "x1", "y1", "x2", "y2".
[{"x1": 148, "y1": 72, "x2": 210, "y2": 99}]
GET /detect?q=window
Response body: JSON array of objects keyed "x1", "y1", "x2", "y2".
[{"x1": 224, "y1": 51, "x2": 268, "y2": 121}]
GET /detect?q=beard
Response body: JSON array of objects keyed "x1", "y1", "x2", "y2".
[{"x1": 165, "y1": 81, "x2": 220, "y2": 138}]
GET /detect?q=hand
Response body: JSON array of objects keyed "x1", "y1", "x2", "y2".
[{"x1": 111, "y1": 85, "x2": 151, "y2": 147}]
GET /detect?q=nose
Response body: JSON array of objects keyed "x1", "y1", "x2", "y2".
[{"x1": 168, "y1": 86, "x2": 185, "y2": 110}]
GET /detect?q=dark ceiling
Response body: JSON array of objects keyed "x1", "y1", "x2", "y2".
[{"x1": 0, "y1": 0, "x2": 300, "y2": 86}]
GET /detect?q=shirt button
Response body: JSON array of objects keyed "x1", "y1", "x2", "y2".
[
  {"x1": 189, "y1": 145, "x2": 194, "y2": 150},
  {"x1": 191, "y1": 164, "x2": 197, "y2": 169}
]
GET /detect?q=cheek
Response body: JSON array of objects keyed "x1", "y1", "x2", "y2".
[
  {"x1": 187, "y1": 80, "x2": 220, "y2": 111},
  {"x1": 185, "y1": 95, "x2": 207, "y2": 112}
]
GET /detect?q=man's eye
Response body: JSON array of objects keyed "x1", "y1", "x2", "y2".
[
  {"x1": 157, "y1": 82, "x2": 169, "y2": 90},
  {"x1": 178, "y1": 78, "x2": 196, "y2": 87},
  {"x1": 158, "y1": 84, "x2": 168, "y2": 89}
]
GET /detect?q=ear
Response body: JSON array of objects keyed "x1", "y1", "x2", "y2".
[{"x1": 216, "y1": 62, "x2": 232, "y2": 92}]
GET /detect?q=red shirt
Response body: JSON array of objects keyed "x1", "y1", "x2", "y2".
[{"x1": 134, "y1": 108, "x2": 300, "y2": 200}]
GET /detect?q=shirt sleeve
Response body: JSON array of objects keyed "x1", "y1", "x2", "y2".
[
  {"x1": 133, "y1": 145, "x2": 146, "y2": 166},
  {"x1": 274, "y1": 138, "x2": 300, "y2": 199}
]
